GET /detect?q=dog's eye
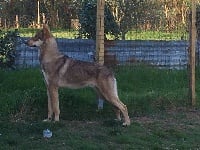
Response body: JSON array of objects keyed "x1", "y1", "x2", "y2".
[
  {"x1": 34, "y1": 33, "x2": 42, "y2": 40},
  {"x1": 38, "y1": 32, "x2": 44, "y2": 40}
]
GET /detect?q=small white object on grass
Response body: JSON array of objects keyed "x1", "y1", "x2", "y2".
[{"x1": 43, "y1": 129, "x2": 52, "y2": 138}]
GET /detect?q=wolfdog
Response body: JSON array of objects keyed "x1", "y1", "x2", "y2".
[{"x1": 26, "y1": 24, "x2": 130, "y2": 126}]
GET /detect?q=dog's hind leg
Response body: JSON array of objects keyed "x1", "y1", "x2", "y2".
[
  {"x1": 109, "y1": 96, "x2": 130, "y2": 126},
  {"x1": 48, "y1": 85, "x2": 60, "y2": 121},
  {"x1": 97, "y1": 77, "x2": 130, "y2": 126},
  {"x1": 113, "y1": 107, "x2": 121, "y2": 121},
  {"x1": 94, "y1": 86, "x2": 121, "y2": 120}
]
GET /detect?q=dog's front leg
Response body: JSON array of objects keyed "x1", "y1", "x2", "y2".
[
  {"x1": 43, "y1": 86, "x2": 53, "y2": 122},
  {"x1": 47, "y1": 85, "x2": 60, "y2": 121},
  {"x1": 47, "y1": 88, "x2": 53, "y2": 121}
]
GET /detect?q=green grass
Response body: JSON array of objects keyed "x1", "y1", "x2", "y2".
[
  {"x1": 16, "y1": 28, "x2": 188, "y2": 40},
  {"x1": 125, "y1": 30, "x2": 188, "y2": 40},
  {"x1": 17, "y1": 28, "x2": 79, "y2": 39},
  {"x1": 1, "y1": 66, "x2": 200, "y2": 149},
  {"x1": 116, "y1": 66, "x2": 191, "y2": 113}
]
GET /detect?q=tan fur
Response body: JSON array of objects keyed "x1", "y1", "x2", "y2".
[{"x1": 26, "y1": 24, "x2": 131, "y2": 126}]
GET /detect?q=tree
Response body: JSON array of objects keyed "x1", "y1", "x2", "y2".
[
  {"x1": 41, "y1": 0, "x2": 58, "y2": 28},
  {"x1": 0, "y1": 0, "x2": 193, "y2": 33},
  {"x1": 158, "y1": 0, "x2": 190, "y2": 31},
  {"x1": 78, "y1": 0, "x2": 120, "y2": 39},
  {"x1": 39, "y1": 0, "x2": 80, "y2": 29},
  {"x1": 108, "y1": 0, "x2": 161, "y2": 39}
]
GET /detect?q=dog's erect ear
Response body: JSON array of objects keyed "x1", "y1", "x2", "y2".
[
  {"x1": 42, "y1": 24, "x2": 49, "y2": 30},
  {"x1": 42, "y1": 24, "x2": 52, "y2": 39}
]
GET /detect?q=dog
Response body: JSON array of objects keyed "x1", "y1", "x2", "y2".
[{"x1": 26, "y1": 24, "x2": 130, "y2": 126}]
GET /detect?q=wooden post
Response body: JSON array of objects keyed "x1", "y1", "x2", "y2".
[
  {"x1": 37, "y1": 0, "x2": 40, "y2": 28},
  {"x1": 15, "y1": 15, "x2": 19, "y2": 28},
  {"x1": 96, "y1": 0, "x2": 105, "y2": 65},
  {"x1": 96, "y1": 0, "x2": 105, "y2": 109},
  {"x1": 189, "y1": 0, "x2": 196, "y2": 106}
]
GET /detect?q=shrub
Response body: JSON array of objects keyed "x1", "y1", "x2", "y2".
[{"x1": 0, "y1": 30, "x2": 19, "y2": 69}]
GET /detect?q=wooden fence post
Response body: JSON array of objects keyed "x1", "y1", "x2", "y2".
[
  {"x1": 37, "y1": 0, "x2": 40, "y2": 28},
  {"x1": 96, "y1": 0, "x2": 105, "y2": 65},
  {"x1": 189, "y1": 0, "x2": 197, "y2": 106},
  {"x1": 15, "y1": 15, "x2": 19, "y2": 28}
]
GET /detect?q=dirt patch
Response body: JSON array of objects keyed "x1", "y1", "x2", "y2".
[{"x1": 134, "y1": 108, "x2": 200, "y2": 130}]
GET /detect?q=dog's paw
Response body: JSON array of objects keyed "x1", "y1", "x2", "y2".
[
  {"x1": 43, "y1": 118, "x2": 52, "y2": 122},
  {"x1": 122, "y1": 121, "x2": 131, "y2": 127},
  {"x1": 114, "y1": 118, "x2": 122, "y2": 122}
]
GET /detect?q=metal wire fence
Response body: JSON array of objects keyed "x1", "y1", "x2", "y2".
[{"x1": 15, "y1": 37, "x2": 189, "y2": 69}]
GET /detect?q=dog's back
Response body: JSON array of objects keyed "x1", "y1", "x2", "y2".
[{"x1": 55, "y1": 56, "x2": 114, "y2": 88}]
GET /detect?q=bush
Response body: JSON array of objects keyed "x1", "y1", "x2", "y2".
[
  {"x1": 78, "y1": 0, "x2": 120, "y2": 39},
  {"x1": 0, "y1": 30, "x2": 19, "y2": 69}
]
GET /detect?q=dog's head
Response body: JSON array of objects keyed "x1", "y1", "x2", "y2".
[{"x1": 26, "y1": 24, "x2": 53, "y2": 47}]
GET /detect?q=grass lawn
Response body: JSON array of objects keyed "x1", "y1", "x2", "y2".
[
  {"x1": 0, "y1": 66, "x2": 200, "y2": 149},
  {"x1": 15, "y1": 28, "x2": 188, "y2": 40}
]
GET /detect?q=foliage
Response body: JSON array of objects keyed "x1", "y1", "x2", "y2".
[
  {"x1": 0, "y1": 0, "x2": 192, "y2": 37},
  {"x1": 78, "y1": 0, "x2": 120, "y2": 40},
  {"x1": 43, "y1": 0, "x2": 80, "y2": 28},
  {"x1": 0, "y1": 0, "x2": 80, "y2": 29},
  {"x1": 108, "y1": 0, "x2": 150, "y2": 39},
  {"x1": 107, "y1": 0, "x2": 190, "y2": 39},
  {"x1": 18, "y1": 28, "x2": 187, "y2": 40},
  {"x1": 0, "y1": 30, "x2": 19, "y2": 69}
]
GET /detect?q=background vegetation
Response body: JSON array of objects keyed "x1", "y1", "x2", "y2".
[
  {"x1": 0, "y1": 30, "x2": 19, "y2": 69},
  {"x1": 0, "y1": 0, "x2": 195, "y2": 39},
  {"x1": 78, "y1": 0, "x2": 120, "y2": 39}
]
